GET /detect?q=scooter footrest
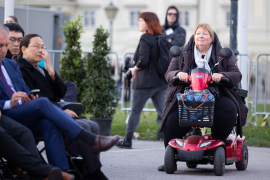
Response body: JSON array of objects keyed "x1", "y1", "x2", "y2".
[{"x1": 177, "y1": 149, "x2": 205, "y2": 161}]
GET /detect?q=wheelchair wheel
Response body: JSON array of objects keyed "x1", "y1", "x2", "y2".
[
  {"x1": 164, "y1": 145, "x2": 177, "y2": 174},
  {"x1": 213, "y1": 147, "x2": 225, "y2": 176},
  {"x1": 235, "y1": 144, "x2": 248, "y2": 171}
]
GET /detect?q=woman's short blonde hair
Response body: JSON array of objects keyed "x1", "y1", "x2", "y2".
[{"x1": 193, "y1": 23, "x2": 215, "y2": 42}]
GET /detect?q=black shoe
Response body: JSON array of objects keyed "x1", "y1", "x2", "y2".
[
  {"x1": 115, "y1": 139, "x2": 132, "y2": 149},
  {"x1": 158, "y1": 165, "x2": 164, "y2": 171}
]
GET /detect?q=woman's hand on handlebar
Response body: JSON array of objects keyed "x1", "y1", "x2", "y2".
[
  {"x1": 176, "y1": 72, "x2": 189, "y2": 82},
  {"x1": 211, "y1": 73, "x2": 225, "y2": 83}
]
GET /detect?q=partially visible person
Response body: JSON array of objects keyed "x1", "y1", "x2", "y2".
[
  {"x1": 116, "y1": 12, "x2": 167, "y2": 149},
  {"x1": 5, "y1": 16, "x2": 19, "y2": 24},
  {"x1": 157, "y1": 23, "x2": 248, "y2": 171},
  {"x1": 0, "y1": 25, "x2": 120, "y2": 172},
  {"x1": 17, "y1": 34, "x2": 108, "y2": 180},
  {"x1": 155, "y1": 5, "x2": 186, "y2": 125},
  {"x1": 0, "y1": 105, "x2": 73, "y2": 180},
  {"x1": 4, "y1": 23, "x2": 24, "y2": 60},
  {"x1": 162, "y1": 5, "x2": 186, "y2": 47}
]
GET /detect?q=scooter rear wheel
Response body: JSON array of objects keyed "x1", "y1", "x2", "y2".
[
  {"x1": 164, "y1": 145, "x2": 177, "y2": 174},
  {"x1": 235, "y1": 144, "x2": 248, "y2": 170},
  {"x1": 213, "y1": 147, "x2": 225, "y2": 176}
]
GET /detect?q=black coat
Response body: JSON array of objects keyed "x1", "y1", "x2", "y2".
[
  {"x1": 162, "y1": 24, "x2": 186, "y2": 47},
  {"x1": 160, "y1": 33, "x2": 248, "y2": 137},
  {"x1": 17, "y1": 57, "x2": 67, "y2": 105},
  {"x1": 162, "y1": 7, "x2": 186, "y2": 47},
  {"x1": 132, "y1": 33, "x2": 167, "y2": 89}
]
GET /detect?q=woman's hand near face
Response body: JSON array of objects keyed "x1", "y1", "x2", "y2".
[
  {"x1": 42, "y1": 50, "x2": 55, "y2": 79},
  {"x1": 211, "y1": 73, "x2": 225, "y2": 83},
  {"x1": 176, "y1": 72, "x2": 189, "y2": 82}
]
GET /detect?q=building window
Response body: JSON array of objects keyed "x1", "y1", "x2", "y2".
[
  {"x1": 179, "y1": 11, "x2": 189, "y2": 26},
  {"x1": 84, "y1": 10, "x2": 95, "y2": 27},
  {"x1": 130, "y1": 10, "x2": 140, "y2": 27},
  {"x1": 226, "y1": 11, "x2": 230, "y2": 27}
]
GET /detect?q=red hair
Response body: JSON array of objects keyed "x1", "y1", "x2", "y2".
[{"x1": 139, "y1": 12, "x2": 162, "y2": 35}]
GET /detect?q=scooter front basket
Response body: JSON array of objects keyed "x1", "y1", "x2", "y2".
[{"x1": 177, "y1": 92, "x2": 215, "y2": 127}]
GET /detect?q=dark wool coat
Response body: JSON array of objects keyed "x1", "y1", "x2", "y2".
[
  {"x1": 159, "y1": 33, "x2": 248, "y2": 137},
  {"x1": 162, "y1": 7, "x2": 186, "y2": 47},
  {"x1": 17, "y1": 57, "x2": 67, "y2": 106},
  {"x1": 132, "y1": 33, "x2": 167, "y2": 89}
]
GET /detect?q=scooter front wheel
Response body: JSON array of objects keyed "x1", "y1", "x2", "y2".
[
  {"x1": 164, "y1": 145, "x2": 177, "y2": 174},
  {"x1": 213, "y1": 147, "x2": 225, "y2": 176}
]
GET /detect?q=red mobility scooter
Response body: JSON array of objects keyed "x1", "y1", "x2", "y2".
[{"x1": 164, "y1": 46, "x2": 248, "y2": 176}]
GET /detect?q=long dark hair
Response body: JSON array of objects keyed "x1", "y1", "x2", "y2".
[
  {"x1": 139, "y1": 12, "x2": 162, "y2": 35},
  {"x1": 19, "y1": 34, "x2": 42, "y2": 57},
  {"x1": 8, "y1": 16, "x2": 19, "y2": 24}
]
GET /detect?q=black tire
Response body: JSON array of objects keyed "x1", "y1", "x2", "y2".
[
  {"x1": 164, "y1": 145, "x2": 177, "y2": 174},
  {"x1": 186, "y1": 162, "x2": 198, "y2": 168},
  {"x1": 213, "y1": 147, "x2": 225, "y2": 176},
  {"x1": 235, "y1": 144, "x2": 248, "y2": 171}
]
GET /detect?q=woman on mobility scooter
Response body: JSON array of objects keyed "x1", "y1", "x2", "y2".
[{"x1": 158, "y1": 23, "x2": 248, "y2": 172}]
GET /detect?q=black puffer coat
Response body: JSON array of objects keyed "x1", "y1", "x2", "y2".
[
  {"x1": 159, "y1": 33, "x2": 248, "y2": 137},
  {"x1": 162, "y1": 7, "x2": 186, "y2": 47}
]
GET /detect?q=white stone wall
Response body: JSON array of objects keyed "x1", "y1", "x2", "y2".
[{"x1": 1, "y1": 0, "x2": 269, "y2": 60}]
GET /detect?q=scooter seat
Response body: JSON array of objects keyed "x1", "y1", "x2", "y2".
[{"x1": 225, "y1": 139, "x2": 233, "y2": 146}]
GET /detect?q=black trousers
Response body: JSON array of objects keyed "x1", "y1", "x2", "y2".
[
  {"x1": 0, "y1": 115, "x2": 53, "y2": 179},
  {"x1": 163, "y1": 97, "x2": 237, "y2": 148}
]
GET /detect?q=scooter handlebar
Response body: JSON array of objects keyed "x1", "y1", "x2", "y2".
[
  {"x1": 172, "y1": 76, "x2": 190, "y2": 86},
  {"x1": 220, "y1": 77, "x2": 229, "y2": 83}
]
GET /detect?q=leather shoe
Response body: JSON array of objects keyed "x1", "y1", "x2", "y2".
[
  {"x1": 43, "y1": 167, "x2": 62, "y2": 180},
  {"x1": 90, "y1": 135, "x2": 121, "y2": 154},
  {"x1": 62, "y1": 171, "x2": 75, "y2": 180},
  {"x1": 158, "y1": 165, "x2": 165, "y2": 171}
]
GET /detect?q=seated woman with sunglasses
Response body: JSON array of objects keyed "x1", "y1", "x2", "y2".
[{"x1": 17, "y1": 34, "x2": 109, "y2": 180}]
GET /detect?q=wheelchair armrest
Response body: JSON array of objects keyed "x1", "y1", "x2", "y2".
[{"x1": 57, "y1": 102, "x2": 85, "y2": 115}]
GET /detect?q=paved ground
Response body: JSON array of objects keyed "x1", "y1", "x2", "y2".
[{"x1": 100, "y1": 140, "x2": 270, "y2": 180}]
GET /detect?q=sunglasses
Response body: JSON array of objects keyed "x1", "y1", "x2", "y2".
[{"x1": 167, "y1": 13, "x2": 177, "y2": 17}]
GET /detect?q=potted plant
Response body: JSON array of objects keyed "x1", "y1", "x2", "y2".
[
  {"x1": 60, "y1": 15, "x2": 86, "y2": 102},
  {"x1": 82, "y1": 26, "x2": 118, "y2": 136}
]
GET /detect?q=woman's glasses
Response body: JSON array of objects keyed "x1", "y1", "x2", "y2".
[
  {"x1": 28, "y1": 45, "x2": 46, "y2": 50},
  {"x1": 167, "y1": 13, "x2": 177, "y2": 17}
]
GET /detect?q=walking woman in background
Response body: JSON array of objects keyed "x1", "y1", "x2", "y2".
[{"x1": 116, "y1": 12, "x2": 168, "y2": 149}]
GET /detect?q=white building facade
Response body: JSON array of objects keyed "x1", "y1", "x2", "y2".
[{"x1": 1, "y1": 0, "x2": 270, "y2": 60}]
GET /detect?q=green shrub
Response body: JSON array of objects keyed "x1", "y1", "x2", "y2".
[
  {"x1": 60, "y1": 15, "x2": 86, "y2": 102},
  {"x1": 82, "y1": 26, "x2": 118, "y2": 118}
]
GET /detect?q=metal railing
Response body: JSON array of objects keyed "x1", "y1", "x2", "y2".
[
  {"x1": 120, "y1": 52, "x2": 156, "y2": 112},
  {"x1": 238, "y1": 54, "x2": 256, "y2": 115},
  {"x1": 253, "y1": 54, "x2": 270, "y2": 126}
]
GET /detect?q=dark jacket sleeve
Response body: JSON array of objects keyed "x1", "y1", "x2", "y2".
[
  {"x1": 165, "y1": 57, "x2": 182, "y2": 85},
  {"x1": 220, "y1": 56, "x2": 242, "y2": 88},
  {"x1": 17, "y1": 65, "x2": 31, "y2": 94},
  {"x1": 171, "y1": 27, "x2": 186, "y2": 47},
  {"x1": 49, "y1": 72, "x2": 67, "y2": 99},
  {"x1": 135, "y1": 39, "x2": 150, "y2": 69}
]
